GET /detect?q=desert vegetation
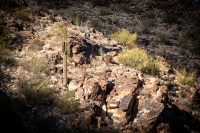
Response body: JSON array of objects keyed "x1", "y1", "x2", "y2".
[
  {"x1": 111, "y1": 29, "x2": 137, "y2": 47},
  {"x1": 0, "y1": 0, "x2": 200, "y2": 132},
  {"x1": 112, "y1": 29, "x2": 161, "y2": 76},
  {"x1": 176, "y1": 68, "x2": 197, "y2": 87}
]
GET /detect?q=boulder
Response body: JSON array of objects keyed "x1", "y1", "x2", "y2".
[
  {"x1": 68, "y1": 79, "x2": 83, "y2": 91},
  {"x1": 107, "y1": 99, "x2": 120, "y2": 109},
  {"x1": 119, "y1": 94, "x2": 134, "y2": 111},
  {"x1": 72, "y1": 45, "x2": 81, "y2": 54},
  {"x1": 104, "y1": 54, "x2": 113, "y2": 64},
  {"x1": 73, "y1": 54, "x2": 86, "y2": 65}
]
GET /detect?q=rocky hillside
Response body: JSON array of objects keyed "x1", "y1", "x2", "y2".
[{"x1": 0, "y1": 0, "x2": 200, "y2": 133}]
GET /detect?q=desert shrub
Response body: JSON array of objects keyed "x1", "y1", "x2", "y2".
[
  {"x1": 118, "y1": 47, "x2": 148, "y2": 69},
  {"x1": 141, "y1": 18, "x2": 156, "y2": 34},
  {"x1": 88, "y1": 0, "x2": 110, "y2": 7},
  {"x1": 0, "y1": 18, "x2": 17, "y2": 66},
  {"x1": 88, "y1": 0, "x2": 129, "y2": 7},
  {"x1": 157, "y1": 33, "x2": 171, "y2": 45},
  {"x1": 162, "y1": 13, "x2": 181, "y2": 25},
  {"x1": 51, "y1": 23, "x2": 66, "y2": 36},
  {"x1": 118, "y1": 48, "x2": 161, "y2": 76},
  {"x1": 17, "y1": 76, "x2": 54, "y2": 106},
  {"x1": 90, "y1": 19, "x2": 103, "y2": 31},
  {"x1": 144, "y1": 10, "x2": 155, "y2": 19},
  {"x1": 110, "y1": 2, "x2": 132, "y2": 13},
  {"x1": 55, "y1": 91, "x2": 80, "y2": 114},
  {"x1": 185, "y1": 28, "x2": 200, "y2": 55},
  {"x1": 111, "y1": 29, "x2": 137, "y2": 47},
  {"x1": 176, "y1": 68, "x2": 196, "y2": 87},
  {"x1": 190, "y1": 91, "x2": 200, "y2": 111},
  {"x1": 16, "y1": 7, "x2": 31, "y2": 21},
  {"x1": 0, "y1": 43, "x2": 10, "y2": 61},
  {"x1": 51, "y1": 23, "x2": 68, "y2": 41},
  {"x1": 71, "y1": 11, "x2": 87, "y2": 26},
  {"x1": 178, "y1": 37, "x2": 188, "y2": 55},
  {"x1": 110, "y1": 4, "x2": 121, "y2": 11},
  {"x1": 0, "y1": 17, "x2": 11, "y2": 46},
  {"x1": 29, "y1": 38, "x2": 45, "y2": 51},
  {"x1": 0, "y1": 44, "x2": 17, "y2": 66},
  {"x1": 20, "y1": 54, "x2": 49, "y2": 75},
  {"x1": 99, "y1": 7, "x2": 113, "y2": 16},
  {"x1": 0, "y1": 17, "x2": 17, "y2": 66},
  {"x1": 178, "y1": 48, "x2": 186, "y2": 55},
  {"x1": 141, "y1": 59, "x2": 160, "y2": 76},
  {"x1": 16, "y1": 55, "x2": 53, "y2": 106},
  {"x1": 154, "y1": 49, "x2": 165, "y2": 57},
  {"x1": 191, "y1": 36, "x2": 200, "y2": 55},
  {"x1": 119, "y1": 3, "x2": 133, "y2": 13},
  {"x1": 178, "y1": 37, "x2": 188, "y2": 48}
]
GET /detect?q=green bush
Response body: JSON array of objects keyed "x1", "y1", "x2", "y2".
[
  {"x1": 111, "y1": 29, "x2": 137, "y2": 47},
  {"x1": 118, "y1": 48, "x2": 160, "y2": 76},
  {"x1": 118, "y1": 47, "x2": 148, "y2": 69},
  {"x1": 176, "y1": 68, "x2": 196, "y2": 87},
  {"x1": 141, "y1": 59, "x2": 160, "y2": 76}
]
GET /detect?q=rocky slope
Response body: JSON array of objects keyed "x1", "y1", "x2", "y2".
[{"x1": 0, "y1": 0, "x2": 200, "y2": 133}]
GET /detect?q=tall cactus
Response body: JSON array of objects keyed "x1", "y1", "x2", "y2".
[{"x1": 62, "y1": 27, "x2": 68, "y2": 86}]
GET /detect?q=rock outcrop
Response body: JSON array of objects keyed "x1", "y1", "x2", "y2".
[{"x1": 1, "y1": 1, "x2": 200, "y2": 133}]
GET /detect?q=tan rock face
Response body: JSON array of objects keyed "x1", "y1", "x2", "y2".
[
  {"x1": 103, "y1": 54, "x2": 113, "y2": 64},
  {"x1": 114, "y1": 74, "x2": 138, "y2": 96},
  {"x1": 68, "y1": 79, "x2": 83, "y2": 91},
  {"x1": 72, "y1": 45, "x2": 81, "y2": 54},
  {"x1": 119, "y1": 94, "x2": 134, "y2": 111},
  {"x1": 107, "y1": 99, "x2": 120, "y2": 109}
]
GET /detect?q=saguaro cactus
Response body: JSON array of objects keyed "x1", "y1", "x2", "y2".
[
  {"x1": 62, "y1": 28, "x2": 68, "y2": 86},
  {"x1": 62, "y1": 42, "x2": 67, "y2": 86}
]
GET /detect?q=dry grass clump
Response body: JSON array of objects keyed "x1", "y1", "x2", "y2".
[
  {"x1": 176, "y1": 68, "x2": 196, "y2": 87},
  {"x1": 29, "y1": 38, "x2": 45, "y2": 51}
]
